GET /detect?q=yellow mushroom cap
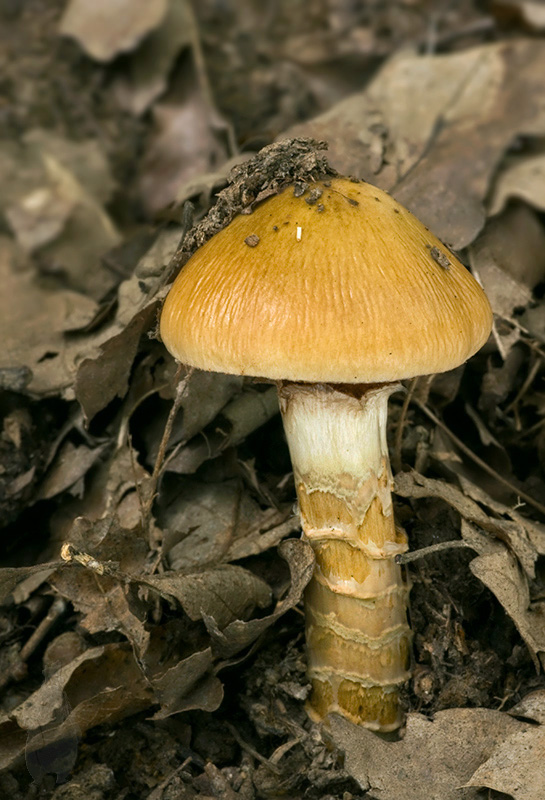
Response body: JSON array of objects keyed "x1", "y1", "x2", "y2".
[{"x1": 160, "y1": 177, "x2": 492, "y2": 383}]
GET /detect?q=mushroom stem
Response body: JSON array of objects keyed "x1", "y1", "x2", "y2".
[{"x1": 278, "y1": 382, "x2": 412, "y2": 731}]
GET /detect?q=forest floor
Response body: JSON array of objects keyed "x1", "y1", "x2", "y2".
[{"x1": 2, "y1": 1, "x2": 545, "y2": 798}]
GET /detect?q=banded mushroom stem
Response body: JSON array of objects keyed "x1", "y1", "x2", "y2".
[{"x1": 278, "y1": 382, "x2": 412, "y2": 731}]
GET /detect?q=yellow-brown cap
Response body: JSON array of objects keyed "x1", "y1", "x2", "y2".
[{"x1": 160, "y1": 178, "x2": 492, "y2": 383}]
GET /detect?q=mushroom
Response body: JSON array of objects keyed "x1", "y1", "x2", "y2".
[{"x1": 160, "y1": 176, "x2": 492, "y2": 731}]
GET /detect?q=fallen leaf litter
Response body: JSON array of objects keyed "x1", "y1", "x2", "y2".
[{"x1": 2, "y1": 6, "x2": 545, "y2": 798}]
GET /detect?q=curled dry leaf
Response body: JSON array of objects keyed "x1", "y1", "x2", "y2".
[
  {"x1": 35, "y1": 441, "x2": 108, "y2": 501},
  {"x1": 138, "y1": 56, "x2": 231, "y2": 214},
  {"x1": 142, "y1": 565, "x2": 272, "y2": 631},
  {"x1": 50, "y1": 515, "x2": 151, "y2": 658},
  {"x1": 470, "y1": 551, "x2": 545, "y2": 669},
  {"x1": 469, "y1": 203, "x2": 545, "y2": 320},
  {"x1": 150, "y1": 648, "x2": 224, "y2": 720},
  {"x1": 466, "y1": 694, "x2": 545, "y2": 800},
  {"x1": 1, "y1": 132, "x2": 121, "y2": 298},
  {"x1": 115, "y1": 0, "x2": 196, "y2": 115},
  {"x1": 395, "y1": 471, "x2": 545, "y2": 666},
  {"x1": 289, "y1": 39, "x2": 545, "y2": 248},
  {"x1": 456, "y1": 473, "x2": 545, "y2": 564},
  {"x1": 162, "y1": 477, "x2": 298, "y2": 569},
  {"x1": 395, "y1": 470, "x2": 545, "y2": 578},
  {"x1": 0, "y1": 237, "x2": 98, "y2": 397},
  {"x1": 203, "y1": 539, "x2": 314, "y2": 658},
  {"x1": 330, "y1": 708, "x2": 528, "y2": 800},
  {"x1": 489, "y1": 151, "x2": 545, "y2": 216},
  {"x1": 166, "y1": 386, "x2": 279, "y2": 474},
  {"x1": 59, "y1": 0, "x2": 168, "y2": 62},
  {"x1": 0, "y1": 644, "x2": 151, "y2": 773},
  {"x1": 225, "y1": 511, "x2": 301, "y2": 562},
  {"x1": 509, "y1": 689, "x2": 545, "y2": 724}
]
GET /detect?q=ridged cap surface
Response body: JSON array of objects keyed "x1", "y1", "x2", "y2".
[{"x1": 160, "y1": 178, "x2": 492, "y2": 383}]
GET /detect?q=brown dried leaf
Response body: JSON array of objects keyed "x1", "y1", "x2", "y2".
[
  {"x1": 470, "y1": 551, "x2": 545, "y2": 668},
  {"x1": 225, "y1": 511, "x2": 301, "y2": 562},
  {"x1": 0, "y1": 644, "x2": 151, "y2": 772},
  {"x1": 5, "y1": 185, "x2": 74, "y2": 253},
  {"x1": 466, "y1": 714, "x2": 545, "y2": 799},
  {"x1": 394, "y1": 471, "x2": 544, "y2": 578},
  {"x1": 510, "y1": 689, "x2": 545, "y2": 724},
  {"x1": 0, "y1": 718, "x2": 28, "y2": 772},
  {"x1": 469, "y1": 204, "x2": 545, "y2": 319},
  {"x1": 144, "y1": 370, "x2": 243, "y2": 466},
  {"x1": 24, "y1": 130, "x2": 116, "y2": 206},
  {"x1": 165, "y1": 371, "x2": 244, "y2": 434},
  {"x1": 204, "y1": 538, "x2": 314, "y2": 658},
  {"x1": 167, "y1": 386, "x2": 279, "y2": 474},
  {"x1": 0, "y1": 563, "x2": 61, "y2": 606},
  {"x1": 0, "y1": 237, "x2": 98, "y2": 397},
  {"x1": 36, "y1": 441, "x2": 108, "y2": 501},
  {"x1": 289, "y1": 40, "x2": 545, "y2": 248},
  {"x1": 163, "y1": 480, "x2": 256, "y2": 570},
  {"x1": 150, "y1": 647, "x2": 223, "y2": 719},
  {"x1": 143, "y1": 565, "x2": 272, "y2": 630},
  {"x1": 75, "y1": 302, "x2": 159, "y2": 423},
  {"x1": 49, "y1": 441, "x2": 150, "y2": 547},
  {"x1": 51, "y1": 516, "x2": 150, "y2": 656},
  {"x1": 479, "y1": 341, "x2": 526, "y2": 412},
  {"x1": 0, "y1": 149, "x2": 166, "y2": 403},
  {"x1": 490, "y1": 151, "x2": 545, "y2": 216},
  {"x1": 330, "y1": 708, "x2": 527, "y2": 800},
  {"x1": 138, "y1": 60, "x2": 230, "y2": 214},
  {"x1": 59, "y1": 0, "x2": 168, "y2": 62},
  {"x1": 31, "y1": 154, "x2": 121, "y2": 297},
  {"x1": 162, "y1": 478, "x2": 296, "y2": 569},
  {"x1": 520, "y1": 303, "x2": 545, "y2": 345},
  {"x1": 457, "y1": 473, "x2": 545, "y2": 560},
  {"x1": 0, "y1": 131, "x2": 116, "y2": 228},
  {"x1": 1, "y1": 136, "x2": 121, "y2": 298},
  {"x1": 115, "y1": 0, "x2": 196, "y2": 115},
  {"x1": 70, "y1": 228, "x2": 181, "y2": 420}
]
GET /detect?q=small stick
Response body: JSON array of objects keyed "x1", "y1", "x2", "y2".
[
  {"x1": 60, "y1": 543, "x2": 123, "y2": 579},
  {"x1": 504, "y1": 356, "x2": 542, "y2": 417},
  {"x1": 0, "y1": 597, "x2": 67, "y2": 691},
  {"x1": 141, "y1": 365, "x2": 194, "y2": 534},
  {"x1": 225, "y1": 722, "x2": 282, "y2": 775},
  {"x1": 396, "y1": 539, "x2": 471, "y2": 564},
  {"x1": 147, "y1": 757, "x2": 193, "y2": 800},
  {"x1": 393, "y1": 377, "x2": 418, "y2": 473}
]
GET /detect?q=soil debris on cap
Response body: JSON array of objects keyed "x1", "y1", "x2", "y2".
[
  {"x1": 305, "y1": 188, "x2": 323, "y2": 205},
  {"x1": 168, "y1": 138, "x2": 337, "y2": 279},
  {"x1": 429, "y1": 245, "x2": 451, "y2": 270}
]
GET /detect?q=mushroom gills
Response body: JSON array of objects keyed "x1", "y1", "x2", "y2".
[{"x1": 279, "y1": 381, "x2": 412, "y2": 731}]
